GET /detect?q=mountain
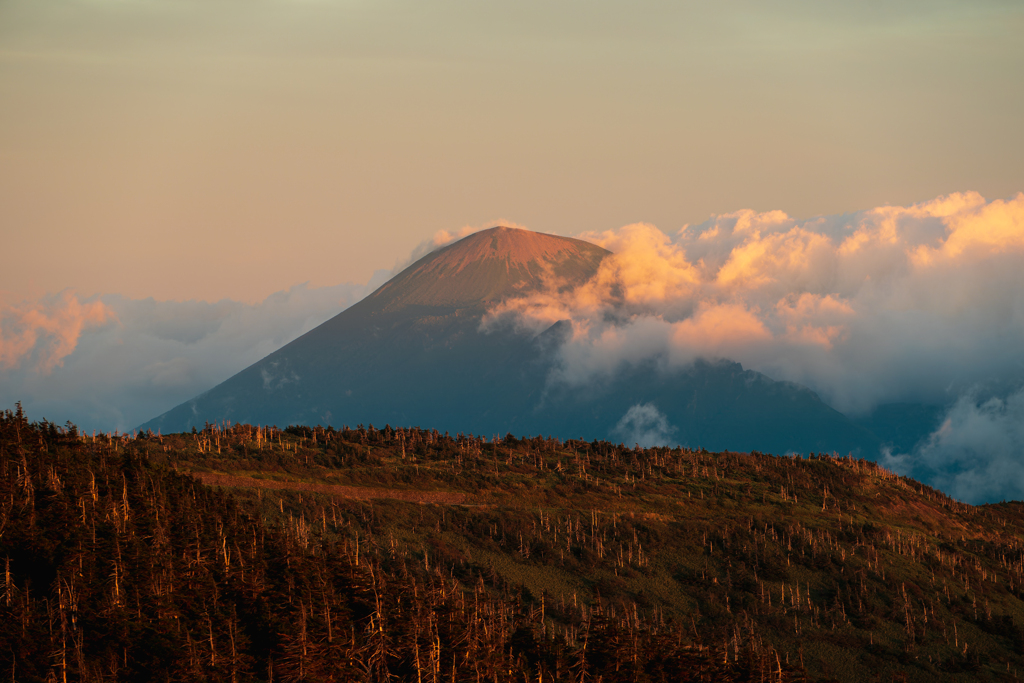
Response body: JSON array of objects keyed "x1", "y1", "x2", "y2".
[
  {"x1": 143, "y1": 227, "x2": 606, "y2": 435},
  {"x1": 142, "y1": 226, "x2": 881, "y2": 456},
  {"x1": 852, "y1": 402, "x2": 947, "y2": 455}
]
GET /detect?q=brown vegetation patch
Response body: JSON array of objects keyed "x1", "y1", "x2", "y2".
[{"x1": 193, "y1": 471, "x2": 470, "y2": 505}]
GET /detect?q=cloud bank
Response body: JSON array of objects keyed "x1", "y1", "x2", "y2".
[
  {"x1": 613, "y1": 403, "x2": 677, "y2": 449},
  {"x1": 883, "y1": 388, "x2": 1024, "y2": 505},
  {"x1": 486, "y1": 191, "x2": 1024, "y2": 413},
  {"x1": 0, "y1": 282, "x2": 369, "y2": 433},
  {"x1": 483, "y1": 191, "x2": 1024, "y2": 501}
]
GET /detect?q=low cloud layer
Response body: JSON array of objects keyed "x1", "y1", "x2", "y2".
[
  {"x1": 613, "y1": 403, "x2": 677, "y2": 449},
  {"x1": 0, "y1": 283, "x2": 369, "y2": 432},
  {"x1": 486, "y1": 191, "x2": 1024, "y2": 414},
  {"x1": 884, "y1": 388, "x2": 1024, "y2": 504}
]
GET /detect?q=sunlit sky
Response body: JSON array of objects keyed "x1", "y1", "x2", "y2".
[{"x1": 2, "y1": 0, "x2": 1022, "y2": 304}]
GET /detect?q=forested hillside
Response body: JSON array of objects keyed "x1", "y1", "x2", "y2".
[{"x1": 4, "y1": 404, "x2": 1024, "y2": 682}]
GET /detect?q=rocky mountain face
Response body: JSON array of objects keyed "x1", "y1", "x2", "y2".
[{"x1": 142, "y1": 226, "x2": 883, "y2": 456}]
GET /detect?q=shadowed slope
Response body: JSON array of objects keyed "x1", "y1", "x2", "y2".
[{"x1": 142, "y1": 227, "x2": 611, "y2": 433}]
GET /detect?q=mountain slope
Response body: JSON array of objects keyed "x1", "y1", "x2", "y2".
[
  {"x1": 9, "y1": 408, "x2": 1024, "y2": 682},
  {"x1": 534, "y1": 358, "x2": 877, "y2": 454},
  {"x1": 142, "y1": 226, "x2": 880, "y2": 456}
]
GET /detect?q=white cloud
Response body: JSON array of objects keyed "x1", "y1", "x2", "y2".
[
  {"x1": 883, "y1": 388, "x2": 1024, "y2": 504},
  {"x1": 0, "y1": 281, "x2": 368, "y2": 432},
  {"x1": 485, "y1": 191, "x2": 1024, "y2": 416},
  {"x1": 613, "y1": 403, "x2": 676, "y2": 449}
]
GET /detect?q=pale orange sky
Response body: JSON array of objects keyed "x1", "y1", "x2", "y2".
[{"x1": 1, "y1": 0, "x2": 1022, "y2": 303}]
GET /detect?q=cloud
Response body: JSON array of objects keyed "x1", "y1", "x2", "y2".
[
  {"x1": 485, "y1": 191, "x2": 1024, "y2": 418},
  {"x1": 613, "y1": 403, "x2": 676, "y2": 449},
  {"x1": 883, "y1": 388, "x2": 1024, "y2": 504},
  {"x1": 0, "y1": 281, "x2": 368, "y2": 433},
  {"x1": 0, "y1": 291, "x2": 115, "y2": 373}
]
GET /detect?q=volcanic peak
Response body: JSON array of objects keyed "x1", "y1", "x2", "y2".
[
  {"x1": 429, "y1": 226, "x2": 600, "y2": 271},
  {"x1": 367, "y1": 226, "x2": 609, "y2": 313}
]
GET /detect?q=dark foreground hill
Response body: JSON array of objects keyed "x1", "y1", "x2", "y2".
[
  {"x1": 141, "y1": 226, "x2": 882, "y2": 456},
  {"x1": 6, "y1": 406, "x2": 1024, "y2": 682}
]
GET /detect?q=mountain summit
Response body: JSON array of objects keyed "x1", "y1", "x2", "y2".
[
  {"x1": 369, "y1": 226, "x2": 609, "y2": 312},
  {"x1": 142, "y1": 226, "x2": 880, "y2": 455}
]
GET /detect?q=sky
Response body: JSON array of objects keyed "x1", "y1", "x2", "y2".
[
  {"x1": 1, "y1": 1, "x2": 1023, "y2": 501},
  {"x1": 2, "y1": 0, "x2": 1022, "y2": 304}
]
